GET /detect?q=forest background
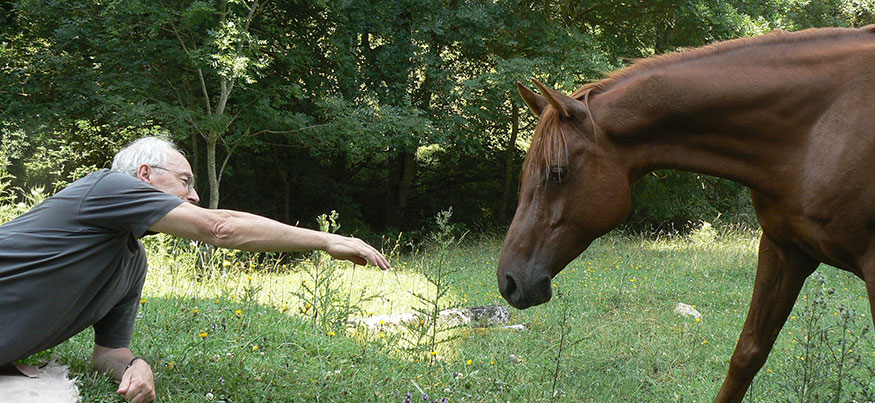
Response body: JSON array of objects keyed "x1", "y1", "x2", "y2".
[{"x1": 2, "y1": 0, "x2": 873, "y2": 240}]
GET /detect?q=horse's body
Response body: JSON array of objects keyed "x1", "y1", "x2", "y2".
[{"x1": 498, "y1": 25, "x2": 875, "y2": 402}]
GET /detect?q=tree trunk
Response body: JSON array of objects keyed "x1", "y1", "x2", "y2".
[
  {"x1": 499, "y1": 102, "x2": 520, "y2": 223},
  {"x1": 386, "y1": 150, "x2": 416, "y2": 228},
  {"x1": 190, "y1": 131, "x2": 200, "y2": 195},
  {"x1": 270, "y1": 145, "x2": 291, "y2": 223},
  {"x1": 206, "y1": 132, "x2": 219, "y2": 209}
]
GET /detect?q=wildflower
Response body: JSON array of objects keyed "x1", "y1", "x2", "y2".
[
  {"x1": 327, "y1": 331, "x2": 336, "y2": 337},
  {"x1": 247, "y1": 276, "x2": 253, "y2": 281},
  {"x1": 252, "y1": 345, "x2": 259, "y2": 351},
  {"x1": 701, "y1": 339, "x2": 708, "y2": 345},
  {"x1": 140, "y1": 298, "x2": 147, "y2": 305},
  {"x1": 199, "y1": 332, "x2": 209, "y2": 339},
  {"x1": 222, "y1": 260, "x2": 231, "y2": 267},
  {"x1": 466, "y1": 359, "x2": 472, "y2": 365},
  {"x1": 165, "y1": 361, "x2": 174, "y2": 370},
  {"x1": 379, "y1": 332, "x2": 386, "y2": 339},
  {"x1": 490, "y1": 360, "x2": 495, "y2": 365},
  {"x1": 430, "y1": 351, "x2": 438, "y2": 357},
  {"x1": 695, "y1": 317, "x2": 701, "y2": 323},
  {"x1": 193, "y1": 308, "x2": 199, "y2": 314},
  {"x1": 235, "y1": 309, "x2": 243, "y2": 317}
]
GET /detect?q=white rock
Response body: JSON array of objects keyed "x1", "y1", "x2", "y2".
[
  {"x1": 674, "y1": 303, "x2": 702, "y2": 320},
  {"x1": 0, "y1": 361, "x2": 79, "y2": 403}
]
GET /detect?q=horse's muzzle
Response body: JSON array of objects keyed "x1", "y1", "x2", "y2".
[{"x1": 499, "y1": 271, "x2": 553, "y2": 309}]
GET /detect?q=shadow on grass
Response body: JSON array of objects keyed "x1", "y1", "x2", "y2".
[{"x1": 38, "y1": 296, "x2": 440, "y2": 402}]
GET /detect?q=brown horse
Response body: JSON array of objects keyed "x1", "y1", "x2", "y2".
[{"x1": 497, "y1": 25, "x2": 875, "y2": 402}]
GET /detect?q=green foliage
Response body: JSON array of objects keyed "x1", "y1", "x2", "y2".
[{"x1": 2, "y1": 0, "x2": 869, "y2": 231}]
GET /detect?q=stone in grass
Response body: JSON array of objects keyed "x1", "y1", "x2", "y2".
[
  {"x1": 0, "y1": 360, "x2": 79, "y2": 403},
  {"x1": 674, "y1": 302, "x2": 702, "y2": 321},
  {"x1": 349, "y1": 305, "x2": 510, "y2": 328}
]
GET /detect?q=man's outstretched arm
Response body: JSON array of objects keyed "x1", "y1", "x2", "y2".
[
  {"x1": 148, "y1": 203, "x2": 391, "y2": 270},
  {"x1": 93, "y1": 344, "x2": 155, "y2": 403}
]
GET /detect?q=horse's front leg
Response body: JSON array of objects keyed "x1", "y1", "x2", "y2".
[{"x1": 714, "y1": 234, "x2": 817, "y2": 403}]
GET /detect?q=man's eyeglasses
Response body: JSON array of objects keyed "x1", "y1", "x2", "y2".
[{"x1": 151, "y1": 166, "x2": 196, "y2": 192}]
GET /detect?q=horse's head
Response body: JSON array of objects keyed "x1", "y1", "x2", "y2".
[{"x1": 498, "y1": 80, "x2": 632, "y2": 309}]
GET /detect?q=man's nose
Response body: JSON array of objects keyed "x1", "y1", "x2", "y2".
[{"x1": 187, "y1": 189, "x2": 200, "y2": 204}]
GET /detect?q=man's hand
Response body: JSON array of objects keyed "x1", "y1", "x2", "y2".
[
  {"x1": 326, "y1": 234, "x2": 392, "y2": 270},
  {"x1": 117, "y1": 359, "x2": 155, "y2": 403},
  {"x1": 93, "y1": 345, "x2": 156, "y2": 403}
]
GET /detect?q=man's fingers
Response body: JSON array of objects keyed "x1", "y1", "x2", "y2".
[{"x1": 117, "y1": 370, "x2": 131, "y2": 395}]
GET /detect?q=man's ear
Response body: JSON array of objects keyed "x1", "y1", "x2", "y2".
[{"x1": 136, "y1": 164, "x2": 153, "y2": 183}]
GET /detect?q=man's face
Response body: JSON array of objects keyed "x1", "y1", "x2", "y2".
[{"x1": 140, "y1": 150, "x2": 200, "y2": 204}]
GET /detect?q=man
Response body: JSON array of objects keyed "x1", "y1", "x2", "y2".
[{"x1": 0, "y1": 137, "x2": 391, "y2": 402}]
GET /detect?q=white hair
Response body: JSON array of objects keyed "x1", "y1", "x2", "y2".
[{"x1": 111, "y1": 137, "x2": 180, "y2": 178}]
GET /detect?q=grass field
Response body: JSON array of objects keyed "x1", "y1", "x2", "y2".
[{"x1": 29, "y1": 225, "x2": 875, "y2": 402}]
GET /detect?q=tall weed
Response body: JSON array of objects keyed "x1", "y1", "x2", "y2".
[
  {"x1": 294, "y1": 210, "x2": 380, "y2": 331},
  {"x1": 782, "y1": 272, "x2": 875, "y2": 401},
  {"x1": 401, "y1": 208, "x2": 466, "y2": 363}
]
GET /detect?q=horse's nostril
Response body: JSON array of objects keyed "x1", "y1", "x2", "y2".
[{"x1": 504, "y1": 275, "x2": 518, "y2": 297}]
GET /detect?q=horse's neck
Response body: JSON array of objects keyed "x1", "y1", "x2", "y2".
[{"x1": 593, "y1": 44, "x2": 852, "y2": 194}]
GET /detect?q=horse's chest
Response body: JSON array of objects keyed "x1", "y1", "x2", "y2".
[{"x1": 751, "y1": 191, "x2": 864, "y2": 273}]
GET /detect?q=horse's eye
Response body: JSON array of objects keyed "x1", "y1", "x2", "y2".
[{"x1": 548, "y1": 166, "x2": 567, "y2": 182}]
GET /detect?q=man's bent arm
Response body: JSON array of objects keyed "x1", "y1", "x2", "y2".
[
  {"x1": 93, "y1": 345, "x2": 155, "y2": 403},
  {"x1": 148, "y1": 203, "x2": 391, "y2": 269}
]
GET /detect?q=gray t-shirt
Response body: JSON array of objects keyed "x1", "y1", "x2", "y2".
[{"x1": 0, "y1": 169, "x2": 183, "y2": 365}]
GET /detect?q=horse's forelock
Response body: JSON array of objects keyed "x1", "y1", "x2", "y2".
[{"x1": 530, "y1": 110, "x2": 569, "y2": 179}]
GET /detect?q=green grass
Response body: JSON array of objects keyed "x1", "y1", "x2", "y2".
[{"x1": 33, "y1": 228, "x2": 875, "y2": 402}]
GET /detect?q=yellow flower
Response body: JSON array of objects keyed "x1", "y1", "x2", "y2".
[
  {"x1": 466, "y1": 359, "x2": 472, "y2": 365},
  {"x1": 235, "y1": 309, "x2": 243, "y2": 317},
  {"x1": 252, "y1": 345, "x2": 259, "y2": 351},
  {"x1": 327, "y1": 331, "x2": 336, "y2": 337},
  {"x1": 199, "y1": 332, "x2": 209, "y2": 339},
  {"x1": 430, "y1": 351, "x2": 438, "y2": 356},
  {"x1": 166, "y1": 361, "x2": 174, "y2": 370},
  {"x1": 379, "y1": 320, "x2": 385, "y2": 325},
  {"x1": 379, "y1": 332, "x2": 386, "y2": 339},
  {"x1": 222, "y1": 260, "x2": 231, "y2": 267},
  {"x1": 701, "y1": 339, "x2": 708, "y2": 345},
  {"x1": 140, "y1": 298, "x2": 147, "y2": 305},
  {"x1": 695, "y1": 317, "x2": 701, "y2": 323},
  {"x1": 490, "y1": 360, "x2": 495, "y2": 365},
  {"x1": 247, "y1": 276, "x2": 253, "y2": 281},
  {"x1": 193, "y1": 308, "x2": 199, "y2": 314}
]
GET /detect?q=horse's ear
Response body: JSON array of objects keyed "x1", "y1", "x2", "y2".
[
  {"x1": 531, "y1": 79, "x2": 586, "y2": 118},
  {"x1": 517, "y1": 82, "x2": 548, "y2": 116}
]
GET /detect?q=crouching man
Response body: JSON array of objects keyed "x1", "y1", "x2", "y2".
[{"x1": 0, "y1": 137, "x2": 391, "y2": 402}]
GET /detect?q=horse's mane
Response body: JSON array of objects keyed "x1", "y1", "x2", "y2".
[
  {"x1": 528, "y1": 25, "x2": 875, "y2": 177},
  {"x1": 574, "y1": 25, "x2": 874, "y2": 98}
]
